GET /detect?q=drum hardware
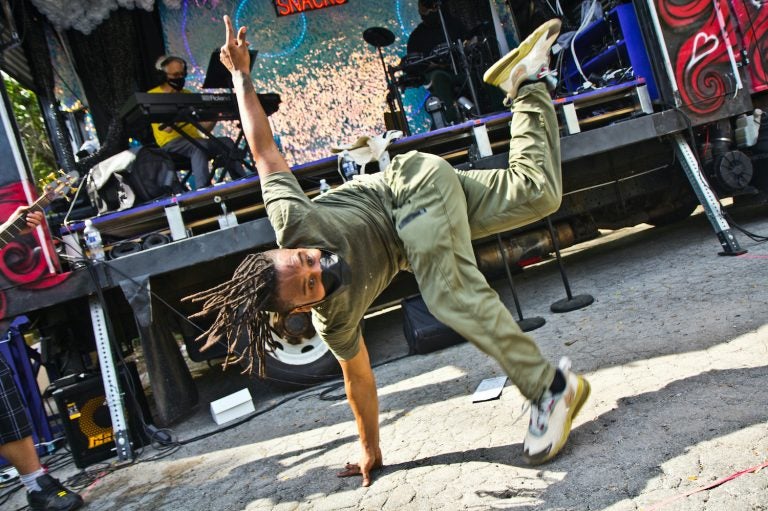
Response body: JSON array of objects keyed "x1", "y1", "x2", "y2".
[
  {"x1": 363, "y1": 26, "x2": 411, "y2": 136},
  {"x1": 455, "y1": 34, "x2": 482, "y2": 118},
  {"x1": 395, "y1": 2, "x2": 492, "y2": 123},
  {"x1": 424, "y1": 95, "x2": 448, "y2": 129},
  {"x1": 432, "y1": 0, "x2": 459, "y2": 75}
]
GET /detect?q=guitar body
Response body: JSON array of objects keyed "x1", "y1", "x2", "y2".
[{"x1": 0, "y1": 173, "x2": 76, "y2": 319}]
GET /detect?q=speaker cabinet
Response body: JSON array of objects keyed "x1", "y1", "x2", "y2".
[{"x1": 51, "y1": 362, "x2": 151, "y2": 468}]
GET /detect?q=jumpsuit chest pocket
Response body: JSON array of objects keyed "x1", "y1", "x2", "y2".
[{"x1": 397, "y1": 207, "x2": 427, "y2": 230}]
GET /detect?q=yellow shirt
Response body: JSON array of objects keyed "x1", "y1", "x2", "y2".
[{"x1": 148, "y1": 86, "x2": 201, "y2": 147}]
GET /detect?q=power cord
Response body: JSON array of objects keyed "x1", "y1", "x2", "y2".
[
  {"x1": 670, "y1": 106, "x2": 768, "y2": 242},
  {"x1": 53, "y1": 236, "x2": 414, "y2": 452}
]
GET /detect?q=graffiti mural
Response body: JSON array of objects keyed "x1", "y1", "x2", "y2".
[
  {"x1": 0, "y1": 182, "x2": 69, "y2": 320},
  {"x1": 656, "y1": 0, "x2": 745, "y2": 117},
  {"x1": 732, "y1": 0, "x2": 768, "y2": 93}
]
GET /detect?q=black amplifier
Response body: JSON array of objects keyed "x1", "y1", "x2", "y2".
[{"x1": 51, "y1": 362, "x2": 151, "y2": 468}]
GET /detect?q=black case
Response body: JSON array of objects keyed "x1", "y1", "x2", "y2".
[{"x1": 401, "y1": 295, "x2": 467, "y2": 354}]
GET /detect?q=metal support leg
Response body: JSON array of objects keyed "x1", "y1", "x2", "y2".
[
  {"x1": 119, "y1": 278, "x2": 198, "y2": 426},
  {"x1": 88, "y1": 296, "x2": 133, "y2": 462},
  {"x1": 496, "y1": 234, "x2": 545, "y2": 332},
  {"x1": 545, "y1": 217, "x2": 595, "y2": 313},
  {"x1": 672, "y1": 133, "x2": 746, "y2": 255}
]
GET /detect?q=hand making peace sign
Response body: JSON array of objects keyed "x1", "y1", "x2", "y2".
[{"x1": 220, "y1": 15, "x2": 251, "y2": 75}]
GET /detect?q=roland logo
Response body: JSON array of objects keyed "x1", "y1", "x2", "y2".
[{"x1": 201, "y1": 94, "x2": 228, "y2": 102}]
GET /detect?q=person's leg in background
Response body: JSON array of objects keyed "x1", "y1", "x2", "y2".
[
  {"x1": 161, "y1": 137, "x2": 212, "y2": 190},
  {"x1": 0, "y1": 357, "x2": 82, "y2": 510}
]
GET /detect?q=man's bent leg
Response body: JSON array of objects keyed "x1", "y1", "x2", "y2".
[
  {"x1": 458, "y1": 82, "x2": 561, "y2": 240},
  {"x1": 386, "y1": 152, "x2": 554, "y2": 400}
]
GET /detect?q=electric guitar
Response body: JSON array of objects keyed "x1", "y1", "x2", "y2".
[{"x1": 0, "y1": 172, "x2": 77, "y2": 250}]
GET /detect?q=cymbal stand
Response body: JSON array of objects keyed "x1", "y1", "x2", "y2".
[
  {"x1": 435, "y1": 1, "x2": 458, "y2": 75},
  {"x1": 496, "y1": 234, "x2": 545, "y2": 332},
  {"x1": 435, "y1": 1, "x2": 482, "y2": 117}
]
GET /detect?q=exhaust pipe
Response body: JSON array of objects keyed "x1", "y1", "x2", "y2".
[{"x1": 475, "y1": 222, "x2": 578, "y2": 277}]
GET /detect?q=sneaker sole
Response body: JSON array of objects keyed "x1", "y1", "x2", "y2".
[
  {"x1": 524, "y1": 375, "x2": 591, "y2": 465},
  {"x1": 482, "y1": 19, "x2": 562, "y2": 98}
]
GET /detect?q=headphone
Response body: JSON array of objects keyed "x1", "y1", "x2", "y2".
[{"x1": 155, "y1": 55, "x2": 188, "y2": 82}]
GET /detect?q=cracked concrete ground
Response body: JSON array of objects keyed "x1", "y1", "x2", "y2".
[{"x1": 7, "y1": 206, "x2": 768, "y2": 510}]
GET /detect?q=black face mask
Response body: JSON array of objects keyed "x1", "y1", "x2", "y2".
[
  {"x1": 319, "y1": 249, "x2": 351, "y2": 300},
  {"x1": 167, "y1": 77, "x2": 186, "y2": 91}
]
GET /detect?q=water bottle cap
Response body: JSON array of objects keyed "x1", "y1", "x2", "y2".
[
  {"x1": 320, "y1": 178, "x2": 327, "y2": 184},
  {"x1": 84, "y1": 219, "x2": 93, "y2": 228}
]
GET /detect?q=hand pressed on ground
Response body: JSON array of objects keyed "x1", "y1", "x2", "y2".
[{"x1": 336, "y1": 457, "x2": 383, "y2": 487}]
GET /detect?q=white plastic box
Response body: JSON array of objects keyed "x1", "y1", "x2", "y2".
[{"x1": 210, "y1": 388, "x2": 255, "y2": 425}]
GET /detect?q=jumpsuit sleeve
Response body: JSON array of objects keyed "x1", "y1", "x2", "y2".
[{"x1": 261, "y1": 172, "x2": 315, "y2": 247}]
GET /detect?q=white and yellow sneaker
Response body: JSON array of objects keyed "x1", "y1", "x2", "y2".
[
  {"x1": 483, "y1": 18, "x2": 562, "y2": 103},
  {"x1": 523, "y1": 357, "x2": 590, "y2": 465}
]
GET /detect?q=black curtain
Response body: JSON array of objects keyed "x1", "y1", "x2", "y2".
[
  {"x1": 18, "y1": 3, "x2": 165, "y2": 174},
  {"x1": 66, "y1": 6, "x2": 164, "y2": 144},
  {"x1": 18, "y1": 2, "x2": 76, "y2": 174}
]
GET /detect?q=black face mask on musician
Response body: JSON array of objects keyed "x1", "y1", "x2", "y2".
[{"x1": 167, "y1": 77, "x2": 186, "y2": 91}]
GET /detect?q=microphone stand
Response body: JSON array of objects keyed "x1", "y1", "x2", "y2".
[
  {"x1": 376, "y1": 45, "x2": 411, "y2": 136},
  {"x1": 434, "y1": 1, "x2": 458, "y2": 75},
  {"x1": 434, "y1": 1, "x2": 481, "y2": 116}
]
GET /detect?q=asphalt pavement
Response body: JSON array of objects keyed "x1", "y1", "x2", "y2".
[{"x1": 5, "y1": 205, "x2": 768, "y2": 510}]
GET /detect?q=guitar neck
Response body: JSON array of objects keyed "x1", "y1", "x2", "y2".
[{"x1": 0, "y1": 197, "x2": 49, "y2": 250}]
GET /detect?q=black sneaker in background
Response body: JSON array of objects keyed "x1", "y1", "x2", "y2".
[{"x1": 27, "y1": 474, "x2": 84, "y2": 511}]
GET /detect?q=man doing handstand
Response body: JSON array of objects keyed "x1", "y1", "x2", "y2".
[{"x1": 187, "y1": 15, "x2": 590, "y2": 487}]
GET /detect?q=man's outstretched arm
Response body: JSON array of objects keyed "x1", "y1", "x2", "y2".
[
  {"x1": 219, "y1": 15, "x2": 289, "y2": 178},
  {"x1": 337, "y1": 337, "x2": 383, "y2": 487}
]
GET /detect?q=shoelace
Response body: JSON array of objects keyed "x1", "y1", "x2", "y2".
[
  {"x1": 529, "y1": 391, "x2": 556, "y2": 433},
  {"x1": 526, "y1": 357, "x2": 573, "y2": 433}
]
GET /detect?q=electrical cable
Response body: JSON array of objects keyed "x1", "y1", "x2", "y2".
[
  {"x1": 669, "y1": 105, "x2": 768, "y2": 241},
  {"x1": 176, "y1": 352, "x2": 410, "y2": 447},
  {"x1": 52, "y1": 236, "x2": 415, "y2": 451},
  {"x1": 55, "y1": 235, "x2": 346, "y2": 383},
  {"x1": 570, "y1": 0, "x2": 599, "y2": 88}
]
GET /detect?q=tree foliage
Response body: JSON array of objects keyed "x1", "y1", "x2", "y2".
[{"x1": 2, "y1": 73, "x2": 57, "y2": 191}]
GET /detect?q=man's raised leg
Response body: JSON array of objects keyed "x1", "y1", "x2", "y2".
[{"x1": 475, "y1": 18, "x2": 591, "y2": 465}]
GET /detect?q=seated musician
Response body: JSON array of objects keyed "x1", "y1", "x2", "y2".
[
  {"x1": 149, "y1": 55, "x2": 244, "y2": 190},
  {"x1": 406, "y1": 0, "x2": 467, "y2": 126}
]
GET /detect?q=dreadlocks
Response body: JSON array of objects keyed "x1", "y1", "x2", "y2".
[{"x1": 183, "y1": 252, "x2": 281, "y2": 378}]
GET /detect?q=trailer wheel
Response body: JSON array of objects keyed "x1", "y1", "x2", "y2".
[{"x1": 263, "y1": 312, "x2": 342, "y2": 389}]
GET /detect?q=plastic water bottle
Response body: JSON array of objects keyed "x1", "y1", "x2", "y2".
[
  {"x1": 341, "y1": 150, "x2": 358, "y2": 180},
  {"x1": 83, "y1": 219, "x2": 105, "y2": 261},
  {"x1": 319, "y1": 179, "x2": 331, "y2": 194}
]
